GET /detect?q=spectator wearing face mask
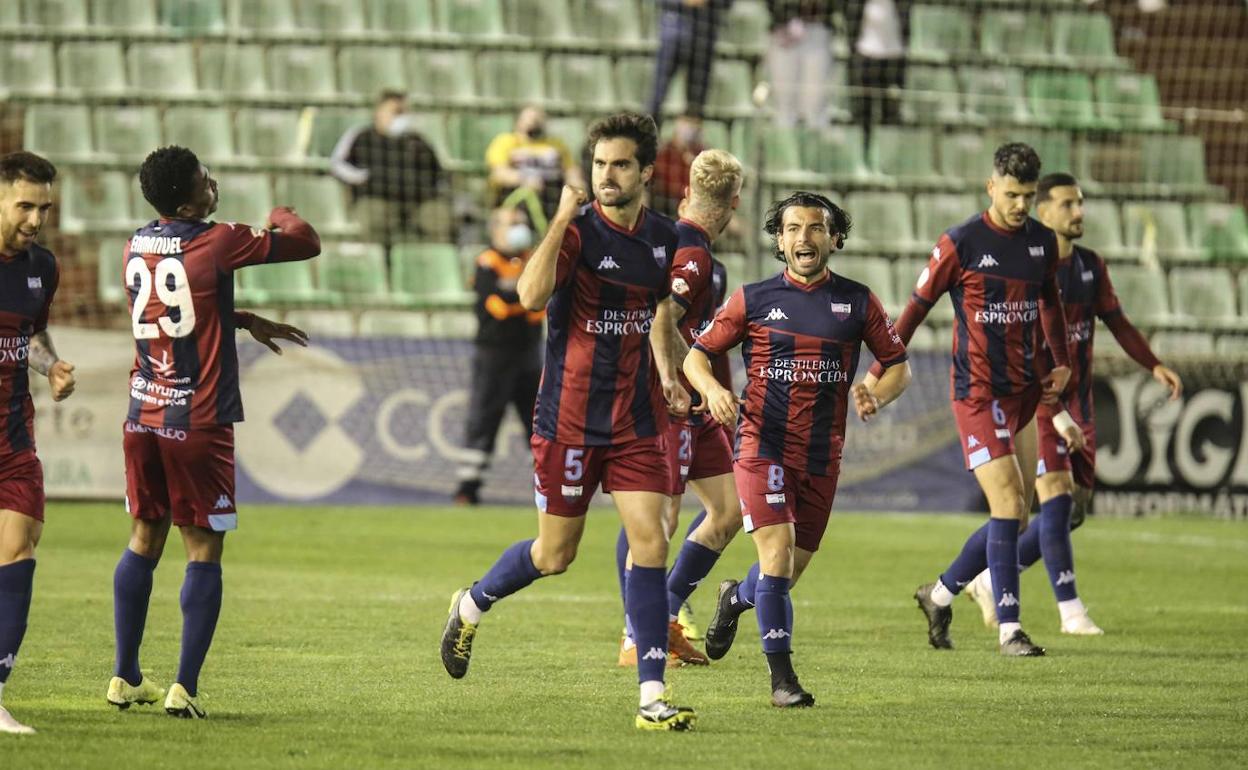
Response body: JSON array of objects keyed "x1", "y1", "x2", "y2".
[
  {"x1": 455, "y1": 207, "x2": 545, "y2": 506},
  {"x1": 485, "y1": 106, "x2": 586, "y2": 222},
  {"x1": 650, "y1": 115, "x2": 707, "y2": 220}
]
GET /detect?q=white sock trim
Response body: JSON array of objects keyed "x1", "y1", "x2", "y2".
[
  {"x1": 1058, "y1": 597, "x2": 1087, "y2": 622},
  {"x1": 458, "y1": 591, "x2": 484, "y2": 624},
  {"x1": 640, "y1": 680, "x2": 665, "y2": 707},
  {"x1": 930, "y1": 579, "x2": 955, "y2": 607},
  {"x1": 999, "y1": 622, "x2": 1022, "y2": 644}
]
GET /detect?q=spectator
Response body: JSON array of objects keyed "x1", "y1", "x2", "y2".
[
  {"x1": 650, "y1": 115, "x2": 706, "y2": 219},
  {"x1": 845, "y1": 0, "x2": 912, "y2": 130},
  {"x1": 646, "y1": 0, "x2": 732, "y2": 128},
  {"x1": 765, "y1": 0, "x2": 835, "y2": 127},
  {"x1": 330, "y1": 90, "x2": 452, "y2": 246},
  {"x1": 454, "y1": 207, "x2": 544, "y2": 506},
  {"x1": 485, "y1": 106, "x2": 585, "y2": 225}
]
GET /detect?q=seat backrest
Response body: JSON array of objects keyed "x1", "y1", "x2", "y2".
[
  {"x1": 1168, "y1": 268, "x2": 1237, "y2": 322},
  {"x1": 24, "y1": 104, "x2": 93, "y2": 159},
  {"x1": 200, "y1": 42, "x2": 268, "y2": 96},
  {"x1": 269, "y1": 45, "x2": 337, "y2": 97},
  {"x1": 95, "y1": 105, "x2": 162, "y2": 159}
]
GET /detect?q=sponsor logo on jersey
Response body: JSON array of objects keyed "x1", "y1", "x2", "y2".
[
  {"x1": 1029, "y1": 246, "x2": 1045, "y2": 258},
  {"x1": 1055, "y1": 570, "x2": 1075, "y2": 586},
  {"x1": 27, "y1": 276, "x2": 42, "y2": 289},
  {"x1": 561, "y1": 484, "x2": 584, "y2": 497},
  {"x1": 830, "y1": 301, "x2": 852, "y2": 319},
  {"x1": 974, "y1": 300, "x2": 1039, "y2": 325},
  {"x1": 641, "y1": 647, "x2": 666, "y2": 660},
  {"x1": 765, "y1": 307, "x2": 789, "y2": 321},
  {"x1": 672, "y1": 277, "x2": 690, "y2": 295},
  {"x1": 583, "y1": 307, "x2": 654, "y2": 336},
  {"x1": 214, "y1": 494, "x2": 232, "y2": 510},
  {"x1": 997, "y1": 591, "x2": 1019, "y2": 608},
  {"x1": 597, "y1": 255, "x2": 620, "y2": 270},
  {"x1": 761, "y1": 628, "x2": 791, "y2": 640},
  {"x1": 756, "y1": 357, "x2": 847, "y2": 384},
  {"x1": 977, "y1": 254, "x2": 999, "y2": 268}
]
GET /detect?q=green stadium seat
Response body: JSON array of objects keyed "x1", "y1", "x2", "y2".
[
  {"x1": 92, "y1": 0, "x2": 160, "y2": 30},
  {"x1": 1215, "y1": 334, "x2": 1248, "y2": 356},
  {"x1": 959, "y1": 67, "x2": 1030, "y2": 126},
  {"x1": 1, "y1": 42, "x2": 57, "y2": 97},
  {"x1": 22, "y1": 0, "x2": 88, "y2": 28},
  {"x1": 570, "y1": 0, "x2": 644, "y2": 50},
  {"x1": 283, "y1": 309, "x2": 356, "y2": 336},
  {"x1": 718, "y1": 0, "x2": 769, "y2": 57},
  {"x1": 309, "y1": 108, "x2": 370, "y2": 158},
  {"x1": 273, "y1": 174, "x2": 357, "y2": 238},
  {"x1": 905, "y1": 323, "x2": 938, "y2": 352},
  {"x1": 706, "y1": 60, "x2": 755, "y2": 117},
  {"x1": 806, "y1": 125, "x2": 874, "y2": 185},
  {"x1": 869, "y1": 126, "x2": 942, "y2": 189},
  {"x1": 224, "y1": 0, "x2": 297, "y2": 35},
  {"x1": 546, "y1": 116, "x2": 588, "y2": 159},
  {"x1": 761, "y1": 127, "x2": 820, "y2": 186},
  {"x1": 59, "y1": 42, "x2": 127, "y2": 96},
  {"x1": 937, "y1": 132, "x2": 991, "y2": 186},
  {"x1": 407, "y1": 49, "x2": 477, "y2": 107},
  {"x1": 1168, "y1": 268, "x2": 1238, "y2": 328},
  {"x1": 163, "y1": 106, "x2": 235, "y2": 164},
  {"x1": 292, "y1": 0, "x2": 365, "y2": 35},
  {"x1": 60, "y1": 171, "x2": 134, "y2": 234},
  {"x1": 239, "y1": 260, "x2": 332, "y2": 305},
  {"x1": 506, "y1": 0, "x2": 573, "y2": 42},
  {"x1": 269, "y1": 46, "x2": 337, "y2": 99},
  {"x1": 159, "y1": 0, "x2": 226, "y2": 34},
  {"x1": 913, "y1": 193, "x2": 978, "y2": 245},
  {"x1": 321, "y1": 242, "x2": 389, "y2": 304},
  {"x1": 199, "y1": 42, "x2": 268, "y2": 97},
  {"x1": 358, "y1": 310, "x2": 431, "y2": 337},
  {"x1": 1096, "y1": 72, "x2": 1165, "y2": 131},
  {"x1": 0, "y1": 2, "x2": 20, "y2": 28},
  {"x1": 979, "y1": 11, "x2": 1050, "y2": 65},
  {"x1": 128, "y1": 43, "x2": 198, "y2": 96},
  {"x1": 364, "y1": 0, "x2": 435, "y2": 35},
  {"x1": 1189, "y1": 203, "x2": 1248, "y2": 262},
  {"x1": 832, "y1": 256, "x2": 897, "y2": 311},
  {"x1": 94, "y1": 106, "x2": 162, "y2": 164},
  {"x1": 1121, "y1": 202, "x2": 1202, "y2": 263},
  {"x1": 1076, "y1": 199, "x2": 1125, "y2": 260},
  {"x1": 844, "y1": 192, "x2": 920, "y2": 254},
  {"x1": 427, "y1": 310, "x2": 477, "y2": 338},
  {"x1": 893, "y1": 258, "x2": 954, "y2": 322},
  {"x1": 338, "y1": 46, "x2": 407, "y2": 96},
  {"x1": 23, "y1": 104, "x2": 95, "y2": 163},
  {"x1": 390, "y1": 242, "x2": 473, "y2": 307},
  {"x1": 97, "y1": 239, "x2": 128, "y2": 305},
  {"x1": 547, "y1": 55, "x2": 615, "y2": 111},
  {"x1": 437, "y1": 0, "x2": 509, "y2": 40},
  {"x1": 1148, "y1": 331, "x2": 1214, "y2": 358},
  {"x1": 1027, "y1": 71, "x2": 1100, "y2": 130},
  {"x1": 477, "y1": 51, "x2": 546, "y2": 106},
  {"x1": 1140, "y1": 135, "x2": 1208, "y2": 194},
  {"x1": 715, "y1": 251, "x2": 748, "y2": 287},
  {"x1": 212, "y1": 172, "x2": 273, "y2": 226},
  {"x1": 908, "y1": 5, "x2": 973, "y2": 63},
  {"x1": 614, "y1": 56, "x2": 655, "y2": 111},
  {"x1": 1107, "y1": 265, "x2": 1170, "y2": 326},
  {"x1": 448, "y1": 112, "x2": 513, "y2": 167},
  {"x1": 901, "y1": 66, "x2": 963, "y2": 125},
  {"x1": 1051, "y1": 12, "x2": 1123, "y2": 69}
]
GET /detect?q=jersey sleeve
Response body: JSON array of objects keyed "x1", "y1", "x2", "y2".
[
  {"x1": 553, "y1": 223, "x2": 581, "y2": 289},
  {"x1": 211, "y1": 222, "x2": 275, "y2": 271},
  {"x1": 863, "y1": 290, "x2": 907, "y2": 368},
  {"x1": 692, "y1": 287, "x2": 747, "y2": 357},
  {"x1": 33, "y1": 259, "x2": 60, "y2": 334},
  {"x1": 669, "y1": 245, "x2": 713, "y2": 312},
  {"x1": 912, "y1": 234, "x2": 960, "y2": 307},
  {"x1": 1092, "y1": 255, "x2": 1124, "y2": 318}
]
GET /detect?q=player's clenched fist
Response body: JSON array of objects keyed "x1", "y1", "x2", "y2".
[
  {"x1": 48, "y1": 359, "x2": 75, "y2": 401},
  {"x1": 1041, "y1": 365, "x2": 1071, "y2": 405},
  {"x1": 702, "y1": 384, "x2": 739, "y2": 427},
  {"x1": 851, "y1": 382, "x2": 880, "y2": 421},
  {"x1": 555, "y1": 185, "x2": 588, "y2": 223}
]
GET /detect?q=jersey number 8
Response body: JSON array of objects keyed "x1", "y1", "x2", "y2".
[{"x1": 127, "y1": 257, "x2": 196, "y2": 339}]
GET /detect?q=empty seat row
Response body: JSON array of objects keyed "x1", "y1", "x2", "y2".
[{"x1": 910, "y1": 6, "x2": 1124, "y2": 69}]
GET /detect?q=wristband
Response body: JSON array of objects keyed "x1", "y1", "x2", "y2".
[{"x1": 1052, "y1": 410, "x2": 1077, "y2": 435}]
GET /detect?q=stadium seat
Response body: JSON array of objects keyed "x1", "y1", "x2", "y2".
[
  {"x1": 546, "y1": 116, "x2": 588, "y2": 160},
  {"x1": 1096, "y1": 72, "x2": 1165, "y2": 131},
  {"x1": 1140, "y1": 135, "x2": 1209, "y2": 195},
  {"x1": 1051, "y1": 12, "x2": 1123, "y2": 69},
  {"x1": 716, "y1": 251, "x2": 749, "y2": 287},
  {"x1": 437, "y1": 0, "x2": 510, "y2": 41},
  {"x1": 364, "y1": 0, "x2": 435, "y2": 35},
  {"x1": 274, "y1": 174, "x2": 357, "y2": 238},
  {"x1": 937, "y1": 132, "x2": 990, "y2": 187},
  {"x1": 762, "y1": 127, "x2": 820, "y2": 186},
  {"x1": 448, "y1": 112, "x2": 513, "y2": 167},
  {"x1": 1168, "y1": 268, "x2": 1239, "y2": 328},
  {"x1": 23, "y1": 104, "x2": 95, "y2": 163},
  {"x1": 97, "y1": 239, "x2": 128, "y2": 305},
  {"x1": 832, "y1": 256, "x2": 897, "y2": 311},
  {"x1": 901, "y1": 66, "x2": 963, "y2": 125},
  {"x1": 128, "y1": 43, "x2": 198, "y2": 96},
  {"x1": 506, "y1": 0, "x2": 573, "y2": 43},
  {"x1": 59, "y1": 42, "x2": 128, "y2": 96},
  {"x1": 292, "y1": 0, "x2": 366, "y2": 35},
  {"x1": 224, "y1": 0, "x2": 297, "y2": 36},
  {"x1": 59, "y1": 171, "x2": 134, "y2": 234},
  {"x1": 1148, "y1": 331, "x2": 1214, "y2": 358},
  {"x1": 1106, "y1": 265, "x2": 1170, "y2": 326},
  {"x1": 1077, "y1": 199, "x2": 1126, "y2": 260},
  {"x1": 92, "y1": 0, "x2": 160, "y2": 30},
  {"x1": 718, "y1": 0, "x2": 769, "y2": 57},
  {"x1": 321, "y1": 242, "x2": 389, "y2": 304},
  {"x1": 338, "y1": 46, "x2": 407, "y2": 96},
  {"x1": 0, "y1": 1, "x2": 20, "y2": 28},
  {"x1": 913, "y1": 193, "x2": 979, "y2": 245},
  {"x1": 22, "y1": 0, "x2": 88, "y2": 28},
  {"x1": 893, "y1": 258, "x2": 954, "y2": 322},
  {"x1": 613, "y1": 56, "x2": 656, "y2": 112},
  {"x1": 869, "y1": 126, "x2": 943, "y2": 189},
  {"x1": 905, "y1": 323, "x2": 938, "y2": 353},
  {"x1": 159, "y1": 0, "x2": 226, "y2": 34},
  {"x1": 426, "y1": 310, "x2": 477, "y2": 338},
  {"x1": 200, "y1": 43, "x2": 268, "y2": 97},
  {"x1": 805, "y1": 124, "x2": 874, "y2": 186},
  {"x1": 358, "y1": 310, "x2": 431, "y2": 337},
  {"x1": 407, "y1": 49, "x2": 477, "y2": 107},
  {"x1": 309, "y1": 108, "x2": 371, "y2": 158},
  {"x1": 908, "y1": 5, "x2": 973, "y2": 63},
  {"x1": 978, "y1": 11, "x2": 1050, "y2": 66},
  {"x1": 546, "y1": 55, "x2": 616, "y2": 111},
  {"x1": 390, "y1": 242, "x2": 473, "y2": 307},
  {"x1": 570, "y1": 0, "x2": 644, "y2": 51},
  {"x1": 706, "y1": 60, "x2": 755, "y2": 117},
  {"x1": 1, "y1": 42, "x2": 58, "y2": 97},
  {"x1": 844, "y1": 192, "x2": 920, "y2": 254},
  {"x1": 240, "y1": 260, "x2": 333, "y2": 305},
  {"x1": 1215, "y1": 334, "x2": 1248, "y2": 356},
  {"x1": 1121, "y1": 202, "x2": 1202, "y2": 263},
  {"x1": 163, "y1": 106, "x2": 236, "y2": 164},
  {"x1": 1188, "y1": 203, "x2": 1248, "y2": 262},
  {"x1": 269, "y1": 46, "x2": 338, "y2": 99},
  {"x1": 958, "y1": 67, "x2": 1030, "y2": 126},
  {"x1": 990, "y1": 128, "x2": 1074, "y2": 178},
  {"x1": 94, "y1": 106, "x2": 162, "y2": 164},
  {"x1": 477, "y1": 51, "x2": 546, "y2": 106},
  {"x1": 283, "y1": 310, "x2": 356, "y2": 337},
  {"x1": 1026, "y1": 71, "x2": 1100, "y2": 130},
  {"x1": 212, "y1": 172, "x2": 273, "y2": 226}
]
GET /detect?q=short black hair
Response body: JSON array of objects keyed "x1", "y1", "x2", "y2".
[
  {"x1": 763, "y1": 191, "x2": 852, "y2": 261},
  {"x1": 0, "y1": 151, "x2": 57, "y2": 185},
  {"x1": 377, "y1": 89, "x2": 406, "y2": 104},
  {"x1": 993, "y1": 142, "x2": 1042, "y2": 183},
  {"x1": 1036, "y1": 172, "x2": 1080, "y2": 203},
  {"x1": 586, "y1": 112, "x2": 658, "y2": 169},
  {"x1": 140, "y1": 146, "x2": 201, "y2": 217}
]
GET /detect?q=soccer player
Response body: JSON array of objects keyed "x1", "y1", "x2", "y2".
[
  {"x1": 0, "y1": 151, "x2": 76, "y2": 735},
  {"x1": 688, "y1": 192, "x2": 911, "y2": 706},
  {"x1": 107, "y1": 146, "x2": 321, "y2": 719},
  {"x1": 616, "y1": 149, "x2": 744, "y2": 668},
  {"x1": 440, "y1": 113, "x2": 697, "y2": 731},
  {"x1": 866, "y1": 143, "x2": 1072, "y2": 657},
  {"x1": 961, "y1": 173, "x2": 1183, "y2": 635}
]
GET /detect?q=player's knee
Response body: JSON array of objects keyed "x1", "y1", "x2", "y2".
[
  {"x1": 699, "y1": 512, "x2": 741, "y2": 551},
  {"x1": 533, "y1": 543, "x2": 578, "y2": 575}
]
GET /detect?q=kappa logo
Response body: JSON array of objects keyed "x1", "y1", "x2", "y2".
[
  {"x1": 761, "y1": 628, "x2": 791, "y2": 640},
  {"x1": 1055, "y1": 570, "x2": 1076, "y2": 586},
  {"x1": 482, "y1": 591, "x2": 500, "y2": 602},
  {"x1": 27, "y1": 276, "x2": 42, "y2": 290},
  {"x1": 1029, "y1": 246, "x2": 1045, "y2": 258},
  {"x1": 213, "y1": 494, "x2": 232, "y2": 510},
  {"x1": 0, "y1": 652, "x2": 14, "y2": 669},
  {"x1": 977, "y1": 254, "x2": 999, "y2": 268},
  {"x1": 641, "y1": 647, "x2": 666, "y2": 661},
  {"x1": 598, "y1": 256, "x2": 621, "y2": 270},
  {"x1": 932, "y1": 246, "x2": 942, "y2": 261},
  {"x1": 146, "y1": 350, "x2": 176, "y2": 377},
  {"x1": 967, "y1": 435, "x2": 981, "y2": 448},
  {"x1": 685, "y1": 260, "x2": 699, "y2": 275},
  {"x1": 765, "y1": 307, "x2": 789, "y2": 321},
  {"x1": 997, "y1": 592, "x2": 1019, "y2": 608}
]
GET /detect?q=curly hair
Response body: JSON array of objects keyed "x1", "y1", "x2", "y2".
[
  {"x1": 139, "y1": 146, "x2": 202, "y2": 217},
  {"x1": 586, "y1": 112, "x2": 659, "y2": 169},
  {"x1": 763, "y1": 191, "x2": 852, "y2": 261},
  {"x1": 993, "y1": 142, "x2": 1042, "y2": 184},
  {"x1": 0, "y1": 151, "x2": 57, "y2": 185}
]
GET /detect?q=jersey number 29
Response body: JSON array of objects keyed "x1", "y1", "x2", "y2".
[{"x1": 127, "y1": 257, "x2": 196, "y2": 339}]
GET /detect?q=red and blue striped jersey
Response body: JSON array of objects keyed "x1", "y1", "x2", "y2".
[
  {"x1": 534, "y1": 202, "x2": 679, "y2": 446},
  {"x1": 0, "y1": 243, "x2": 58, "y2": 458},
  {"x1": 694, "y1": 270, "x2": 906, "y2": 475},
  {"x1": 124, "y1": 210, "x2": 320, "y2": 429},
  {"x1": 669, "y1": 219, "x2": 732, "y2": 395}
]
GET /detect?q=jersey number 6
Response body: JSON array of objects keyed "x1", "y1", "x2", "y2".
[{"x1": 127, "y1": 257, "x2": 196, "y2": 339}]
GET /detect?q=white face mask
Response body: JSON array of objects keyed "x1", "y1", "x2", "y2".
[{"x1": 504, "y1": 223, "x2": 533, "y2": 252}]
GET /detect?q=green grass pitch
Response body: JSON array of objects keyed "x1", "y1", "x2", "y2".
[{"x1": 4, "y1": 503, "x2": 1246, "y2": 768}]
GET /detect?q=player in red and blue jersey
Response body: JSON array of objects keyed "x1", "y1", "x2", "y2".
[
  {"x1": 107, "y1": 146, "x2": 320, "y2": 719},
  {"x1": 866, "y1": 143, "x2": 1072, "y2": 657},
  {"x1": 0, "y1": 152, "x2": 76, "y2": 735},
  {"x1": 614, "y1": 149, "x2": 743, "y2": 668},
  {"x1": 962, "y1": 173, "x2": 1182, "y2": 636},
  {"x1": 441, "y1": 113, "x2": 698, "y2": 731},
  {"x1": 687, "y1": 192, "x2": 911, "y2": 707}
]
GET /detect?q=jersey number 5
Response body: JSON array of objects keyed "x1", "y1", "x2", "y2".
[{"x1": 127, "y1": 257, "x2": 196, "y2": 339}]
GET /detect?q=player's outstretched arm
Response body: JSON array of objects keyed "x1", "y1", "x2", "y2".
[
  {"x1": 236, "y1": 311, "x2": 309, "y2": 356},
  {"x1": 265, "y1": 207, "x2": 321, "y2": 263},
  {"x1": 652, "y1": 298, "x2": 691, "y2": 417},
  {"x1": 29, "y1": 331, "x2": 75, "y2": 401},
  {"x1": 683, "y1": 348, "x2": 736, "y2": 427},
  {"x1": 854, "y1": 361, "x2": 911, "y2": 421},
  {"x1": 518, "y1": 184, "x2": 586, "y2": 311}
]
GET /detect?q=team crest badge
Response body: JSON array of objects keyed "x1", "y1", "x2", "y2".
[
  {"x1": 830, "y1": 301, "x2": 852, "y2": 320},
  {"x1": 652, "y1": 246, "x2": 668, "y2": 268}
]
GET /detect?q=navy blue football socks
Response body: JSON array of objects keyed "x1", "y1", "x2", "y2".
[
  {"x1": 940, "y1": 522, "x2": 990, "y2": 594},
  {"x1": 733, "y1": 561, "x2": 761, "y2": 611},
  {"x1": 113, "y1": 549, "x2": 158, "y2": 686},
  {"x1": 176, "y1": 561, "x2": 222, "y2": 697},
  {"x1": 755, "y1": 574, "x2": 795, "y2": 687},
  {"x1": 627, "y1": 565, "x2": 669, "y2": 684},
  {"x1": 1017, "y1": 514, "x2": 1042, "y2": 569},
  {"x1": 1038, "y1": 494, "x2": 1078, "y2": 601},
  {"x1": 666, "y1": 539, "x2": 720, "y2": 617},
  {"x1": 986, "y1": 518, "x2": 1022, "y2": 625},
  {"x1": 0, "y1": 559, "x2": 34, "y2": 685},
  {"x1": 470, "y1": 539, "x2": 543, "y2": 613},
  {"x1": 615, "y1": 527, "x2": 629, "y2": 607}
]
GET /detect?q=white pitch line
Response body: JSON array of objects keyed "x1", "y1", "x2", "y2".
[{"x1": 1084, "y1": 529, "x2": 1248, "y2": 552}]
